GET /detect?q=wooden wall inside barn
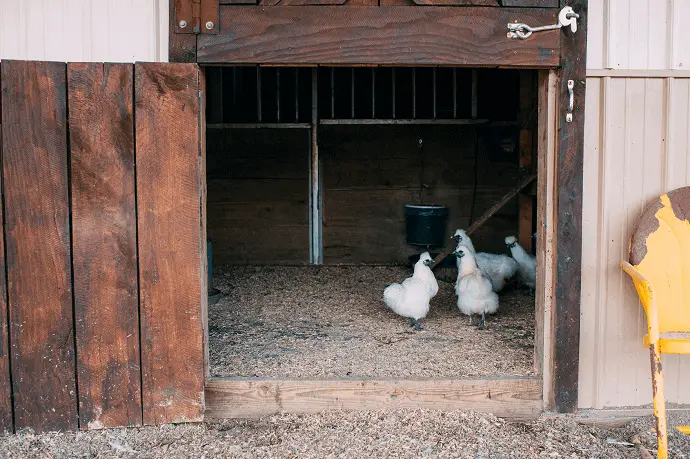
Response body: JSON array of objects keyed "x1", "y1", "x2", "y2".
[
  {"x1": 204, "y1": 67, "x2": 530, "y2": 266},
  {"x1": 321, "y1": 125, "x2": 521, "y2": 264},
  {"x1": 205, "y1": 125, "x2": 523, "y2": 265},
  {"x1": 206, "y1": 129, "x2": 310, "y2": 265}
]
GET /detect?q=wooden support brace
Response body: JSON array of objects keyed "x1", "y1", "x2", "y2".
[{"x1": 431, "y1": 172, "x2": 537, "y2": 270}]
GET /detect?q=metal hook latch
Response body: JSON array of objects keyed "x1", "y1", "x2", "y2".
[
  {"x1": 507, "y1": 6, "x2": 579, "y2": 40},
  {"x1": 566, "y1": 80, "x2": 574, "y2": 123}
]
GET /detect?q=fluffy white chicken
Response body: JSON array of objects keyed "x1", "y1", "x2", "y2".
[
  {"x1": 505, "y1": 235, "x2": 536, "y2": 290},
  {"x1": 383, "y1": 252, "x2": 438, "y2": 331},
  {"x1": 452, "y1": 229, "x2": 518, "y2": 292},
  {"x1": 453, "y1": 244, "x2": 499, "y2": 330}
]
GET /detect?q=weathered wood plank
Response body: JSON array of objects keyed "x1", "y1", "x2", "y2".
[
  {"x1": 205, "y1": 377, "x2": 543, "y2": 421},
  {"x1": 413, "y1": 0, "x2": 557, "y2": 5},
  {"x1": 1, "y1": 60, "x2": 77, "y2": 432},
  {"x1": 198, "y1": 7, "x2": 560, "y2": 67},
  {"x1": 68, "y1": 63, "x2": 142, "y2": 430},
  {"x1": 503, "y1": 0, "x2": 558, "y2": 5},
  {"x1": 413, "y1": 0, "x2": 495, "y2": 5},
  {"x1": 0, "y1": 68, "x2": 12, "y2": 434},
  {"x1": 200, "y1": 71, "x2": 209, "y2": 381},
  {"x1": 553, "y1": 0, "x2": 587, "y2": 413},
  {"x1": 534, "y1": 70, "x2": 555, "y2": 385},
  {"x1": 209, "y1": 225, "x2": 310, "y2": 265},
  {"x1": 135, "y1": 62, "x2": 205, "y2": 424}
]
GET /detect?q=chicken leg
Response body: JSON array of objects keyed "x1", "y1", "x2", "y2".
[
  {"x1": 413, "y1": 319, "x2": 424, "y2": 331},
  {"x1": 478, "y1": 311, "x2": 487, "y2": 330}
]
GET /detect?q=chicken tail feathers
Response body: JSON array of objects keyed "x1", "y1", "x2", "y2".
[{"x1": 383, "y1": 283, "x2": 405, "y2": 309}]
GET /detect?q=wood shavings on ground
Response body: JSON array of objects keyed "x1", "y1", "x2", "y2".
[
  {"x1": 209, "y1": 265, "x2": 535, "y2": 378},
  {"x1": 2, "y1": 411, "x2": 688, "y2": 458}
]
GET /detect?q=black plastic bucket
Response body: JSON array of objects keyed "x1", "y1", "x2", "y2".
[{"x1": 404, "y1": 204, "x2": 449, "y2": 247}]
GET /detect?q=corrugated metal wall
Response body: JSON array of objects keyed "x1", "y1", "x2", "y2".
[
  {"x1": 0, "y1": 0, "x2": 167, "y2": 62},
  {"x1": 1, "y1": 0, "x2": 689, "y2": 410},
  {"x1": 579, "y1": 0, "x2": 690, "y2": 409}
]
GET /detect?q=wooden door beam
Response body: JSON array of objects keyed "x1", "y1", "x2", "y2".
[{"x1": 197, "y1": 6, "x2": 561, "y2": 66}]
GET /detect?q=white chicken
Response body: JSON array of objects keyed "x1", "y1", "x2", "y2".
[
  {"x1": 383, "y1": 252, "x2": 438, "y2": 331},
  {"x1": 505, "y1": 235, "x2": 536, "y2": 290},
  {"x1": 452, "y1": 229, "x2": 518, "y2": 292},
  {"x1": 453, "y1": 244, "x2": 499, "y2": 330}
]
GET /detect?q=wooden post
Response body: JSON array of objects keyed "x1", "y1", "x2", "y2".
[
  {"x1": 553, "y1": 0, "x2": 588, "y2": 413},
  {"x1": 310, "y1": 68, "x2": 323, "y2": 264}
]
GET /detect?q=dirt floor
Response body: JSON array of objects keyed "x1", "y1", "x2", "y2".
[
  {"x1": 1, "y1": 411, "x2": 688, "y2": 458},
  {"x1": 209, "y1": 265, "x2": 535, "y2": 379}
]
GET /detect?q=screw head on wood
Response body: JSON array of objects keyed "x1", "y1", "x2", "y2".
[
  {"x1": 179, "y1": 20, "x2": 187, "y2": 28},
  {"x1": 205, "y1": 21, "x2": 214, "y2": 30}
]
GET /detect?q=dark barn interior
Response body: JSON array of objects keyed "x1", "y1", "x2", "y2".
[{"x1": 204, "y1": 66, "x2": 539, "y2": 379}]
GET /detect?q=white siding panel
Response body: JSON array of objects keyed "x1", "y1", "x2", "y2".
[
  {"x1": 579, "y1": 77, "x2": 602, "y2": 407},
  {"x1": 0, "y1": 0, "x2": 168, "y2": 62},
  {"x1": 587, "y1": 0, "x2": 690, "y2": 71},
  {"x1": 586, "y1": 0, "x2": 605, "y2": 70},
  {"x1": 580, "y1": 77, "x2": 690, "y2": 408}
]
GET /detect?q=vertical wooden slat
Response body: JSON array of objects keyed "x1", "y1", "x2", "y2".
[
  {"x1": 135, "y1": 62, "x2": 205, "y2": 424},
  {"x1": 535, "y1": 69, "x2": 558, "y2": 408},
  {"x1": 518, "y1": 70, "x2": 535, "y2": 253},
  {"x1": 0, "y1": 64, "x2": 13, "y2": 434},
  {"x1": 0, "y1": 60, "x2": 77, "y2": 431},
  {"x1": 200, "y1": 67, "x2": 209, "y2": 381},
  {"x1": 68, "y1": 63, "x2": 142, "y2": 429}
]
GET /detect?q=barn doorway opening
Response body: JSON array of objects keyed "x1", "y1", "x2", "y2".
[{"x1": 203, "y1": 66, "x2": 545, "y2": 399}]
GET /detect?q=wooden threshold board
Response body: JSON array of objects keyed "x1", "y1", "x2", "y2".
[
  {"x1": 205, "y1": 377, "x2": 543, "y2": 421},
  {"x1": 544, "y1": 406, "x2": 690, "y2": 429}
]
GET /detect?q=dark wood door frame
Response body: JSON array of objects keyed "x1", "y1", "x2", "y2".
[
  {"x1": 170, "y1": 0, "x2": 587, "y2": 414},
  {"x1": 552, "y1": 0, "x2": 586, "y2": 413}
]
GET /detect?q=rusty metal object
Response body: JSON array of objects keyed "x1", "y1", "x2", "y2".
[
  {"x1": 175, "y1": 0, "x2": 218, "y2": 34},
  {"x1": 621, "y1": 186, "x2": 690, "y2": 459}
]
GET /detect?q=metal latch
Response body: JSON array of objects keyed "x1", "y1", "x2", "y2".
[
  {"x1": 175, "y1": 0, "x2": 218, "y2": 35},
  {"x1": 566, "y1": 80, "x2": 574, "y2": 123},
  {"x1": 507, "y1": 6, "x2": 579, "y2": 40}
]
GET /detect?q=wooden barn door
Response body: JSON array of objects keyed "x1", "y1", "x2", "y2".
[
  {"x1": 0, "y1": 61, "x2": 206, "y2": 432},
  {"x1": 171, "y1": 0, "x2": 587, "y2": 414}
]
